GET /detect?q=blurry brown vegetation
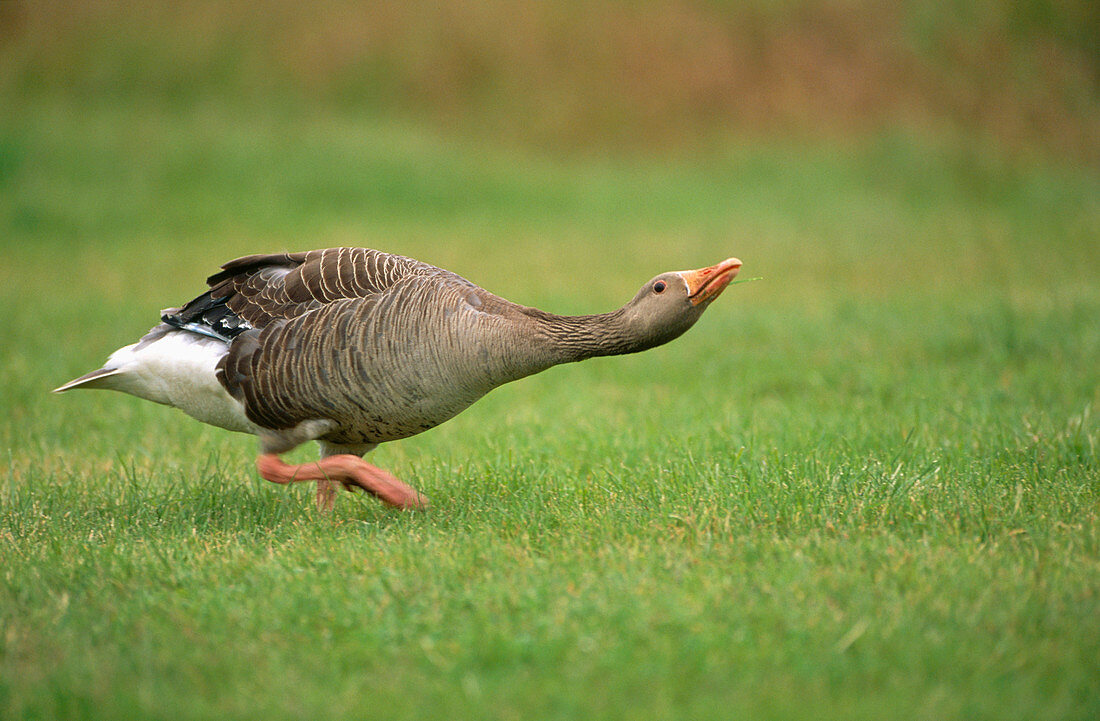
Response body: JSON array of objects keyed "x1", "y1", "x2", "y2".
[{"x1": 1, "y1": 0, "x2": 1096, "y2": 159}]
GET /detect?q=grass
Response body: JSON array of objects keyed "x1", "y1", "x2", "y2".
[{"x1": 1, "y1": 96, "x2": 1099, "y2": 720}]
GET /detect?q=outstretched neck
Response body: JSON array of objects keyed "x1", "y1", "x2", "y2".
[{"x1": 527, "y1": 307, "x2": 650, "y2": 364}]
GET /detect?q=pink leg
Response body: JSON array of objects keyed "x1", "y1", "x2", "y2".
[{"x1": 256, "y1": 454, "x2": 429, "y2": 510}]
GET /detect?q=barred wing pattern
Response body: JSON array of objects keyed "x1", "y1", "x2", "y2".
[{"x1": 163, "y1": 247, "x2": 433, "y2": 338}]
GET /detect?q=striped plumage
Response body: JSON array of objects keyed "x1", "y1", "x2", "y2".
[{"x1": 56, "y1": 247, "x2": 742, "y2": 510}]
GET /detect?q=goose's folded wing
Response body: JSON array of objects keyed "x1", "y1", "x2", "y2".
[{"x1": 162, "y1": 247, "x2": 431, "y2": 340}]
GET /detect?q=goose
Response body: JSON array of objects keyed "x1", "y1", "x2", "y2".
[{"x1": 55, "y1": 247, "x2": 742, "y2": 511}]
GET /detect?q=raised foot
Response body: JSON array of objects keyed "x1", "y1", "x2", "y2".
[{"x1": 256, "y1": 453, "x2": 429, "y2": 510}]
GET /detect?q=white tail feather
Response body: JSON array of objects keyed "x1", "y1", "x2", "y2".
[
  {"x1": 53, "y1": 329, "x2": 255, "y2": 433},
  {"x1": 53, "y1": 368, "x2": 125, "y2": 393}
]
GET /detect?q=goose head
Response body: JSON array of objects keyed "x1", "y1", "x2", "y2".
[{"x1": 617, "y1": 257, "x2": 742, "y2": 351}]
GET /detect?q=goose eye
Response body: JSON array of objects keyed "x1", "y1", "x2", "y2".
[{"x1": 653, "y1": 281, "x2": 667, "y2": 294}]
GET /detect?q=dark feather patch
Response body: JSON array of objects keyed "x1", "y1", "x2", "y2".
[{"x1": 161, "y1": 289, "x2": 253, "y2": 342}]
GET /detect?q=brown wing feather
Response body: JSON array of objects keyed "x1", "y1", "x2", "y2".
[
  {"x1": 209, "y1": 248, "x2": 485, "y2": 438},
  {"x1": 204, "y1": 247, "x2": 432, "y2": 330}
]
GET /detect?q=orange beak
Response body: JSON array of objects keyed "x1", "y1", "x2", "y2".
[{"x1": 680, "y1": 257, "x2": 742, "y2": 305}]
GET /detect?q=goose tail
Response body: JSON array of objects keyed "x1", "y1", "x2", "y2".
[{"x1": 53, "y1": 367, "x2": 125, "y2": 393}]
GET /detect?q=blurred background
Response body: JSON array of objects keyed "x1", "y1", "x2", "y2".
[
  {"x1": 2, "y1": 0, "x2": 1096, "y2": 294},
  {"x1": 3, "y1": 0, "x2": 1096, "y2": 157}
]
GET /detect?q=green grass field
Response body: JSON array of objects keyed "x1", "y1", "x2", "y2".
[{"x1": 2, "y1": 90, "x2": 1099, "y2": 720}]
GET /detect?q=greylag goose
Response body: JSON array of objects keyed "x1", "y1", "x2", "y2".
[{"x1": 55, "y1": 247, "x2": 742, "y2": 511}]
